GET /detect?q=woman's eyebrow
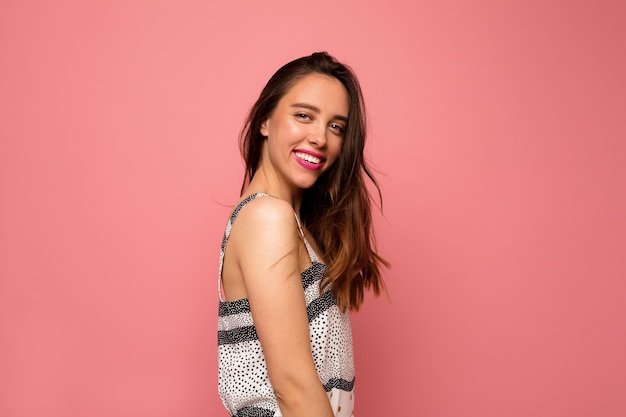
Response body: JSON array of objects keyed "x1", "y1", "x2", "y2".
[{"x1": 291, "y1": 103, "x2": 348, "y2": 122}]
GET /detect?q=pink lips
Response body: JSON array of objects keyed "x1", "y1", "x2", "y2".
[{"x1": 292, "y1": 149, "x2": 326, "y2": 170}]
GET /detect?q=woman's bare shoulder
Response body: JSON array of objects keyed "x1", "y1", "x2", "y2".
[
  {"x1": 236, "y1": 195, "x2": 295, "y2": 226},
  {"x1": 228, "y1": 195, "x2": 300, "y2": 255}
]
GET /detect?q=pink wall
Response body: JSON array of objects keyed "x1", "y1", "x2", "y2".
[{"x1": 1, "y1": 1, "x2": 624, "y2": 416}]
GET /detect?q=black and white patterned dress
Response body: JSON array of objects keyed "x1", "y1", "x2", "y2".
[{"x1": 218, "y1": 193, "x2": 355, "y2": 417}]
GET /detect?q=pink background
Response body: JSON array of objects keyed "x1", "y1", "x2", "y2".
[{"x1": 1, "y1": 1, "x2": 625, "y2": 416}]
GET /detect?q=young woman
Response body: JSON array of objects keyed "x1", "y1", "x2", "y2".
[{"x1": 217, "y1": 52, "x2": 387, "y2": 417}]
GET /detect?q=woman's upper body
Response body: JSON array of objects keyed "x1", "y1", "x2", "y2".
[
  {"x1": 218, "y1": 52, "x2": 387, "y2": 417},
  {"x1": 218, "y1": 193, "x2": 355, "y2": 417}
]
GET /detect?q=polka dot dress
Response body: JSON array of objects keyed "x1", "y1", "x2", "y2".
[{"x1": 218, "y1": 193, "x2": 355, "y2": 417}]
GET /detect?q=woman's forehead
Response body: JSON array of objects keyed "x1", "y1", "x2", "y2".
[{"x1": 279, "y1": 73, "x2": 349, "y2": 116}]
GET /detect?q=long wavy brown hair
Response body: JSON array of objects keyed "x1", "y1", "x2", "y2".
[{"x1": 239, "y1": 52, "x2": 388, "y2": 311}]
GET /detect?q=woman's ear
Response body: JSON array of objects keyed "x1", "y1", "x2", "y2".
[{"x1": 260, "y1": 119, "x2": 269, "y2": 137}]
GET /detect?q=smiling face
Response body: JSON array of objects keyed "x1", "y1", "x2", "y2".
[{"x1": 259, "y1": 73, "x2": 349, "y2": 194}]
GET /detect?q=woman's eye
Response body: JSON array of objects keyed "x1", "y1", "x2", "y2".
[
  {"x1": 295, "y1": 113, "x2": 310, "y2": 120},
  {"x1": 330, "y1": 123, "x2": 345, "y2": 134}
]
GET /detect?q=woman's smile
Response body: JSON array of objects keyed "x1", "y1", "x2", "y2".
[{"x1": 293, "y1": 149, "x2": 326, "y2": 170}]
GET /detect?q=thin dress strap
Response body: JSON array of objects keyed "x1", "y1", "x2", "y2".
[
  {"x1": 292, "y1": 212, "x2": 320, "y2": 264},
  {"x1": 218, "y1": 193, "x2": 319, "y2": 302}
]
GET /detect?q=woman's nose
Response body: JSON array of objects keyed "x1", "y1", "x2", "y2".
[{"x1": 308, "y1": 125, "x2": 327, "y2": 147}]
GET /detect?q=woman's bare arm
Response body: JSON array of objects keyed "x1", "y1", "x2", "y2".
[{"x1": 230, "y1": 197, "x2": 334, "y2": 417}]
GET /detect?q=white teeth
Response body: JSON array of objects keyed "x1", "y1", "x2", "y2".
[{"x1": 295, "y1": 151, "x2": 321, "y2": 164}]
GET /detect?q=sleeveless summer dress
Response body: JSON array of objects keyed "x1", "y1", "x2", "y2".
[{"x1": 217, "y1": 193, "x2": 355, "y2": 417}]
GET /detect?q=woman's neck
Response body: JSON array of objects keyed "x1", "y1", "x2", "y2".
[{"x1": 246, "y1": 166, "x2": 304, "y2": 214}]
